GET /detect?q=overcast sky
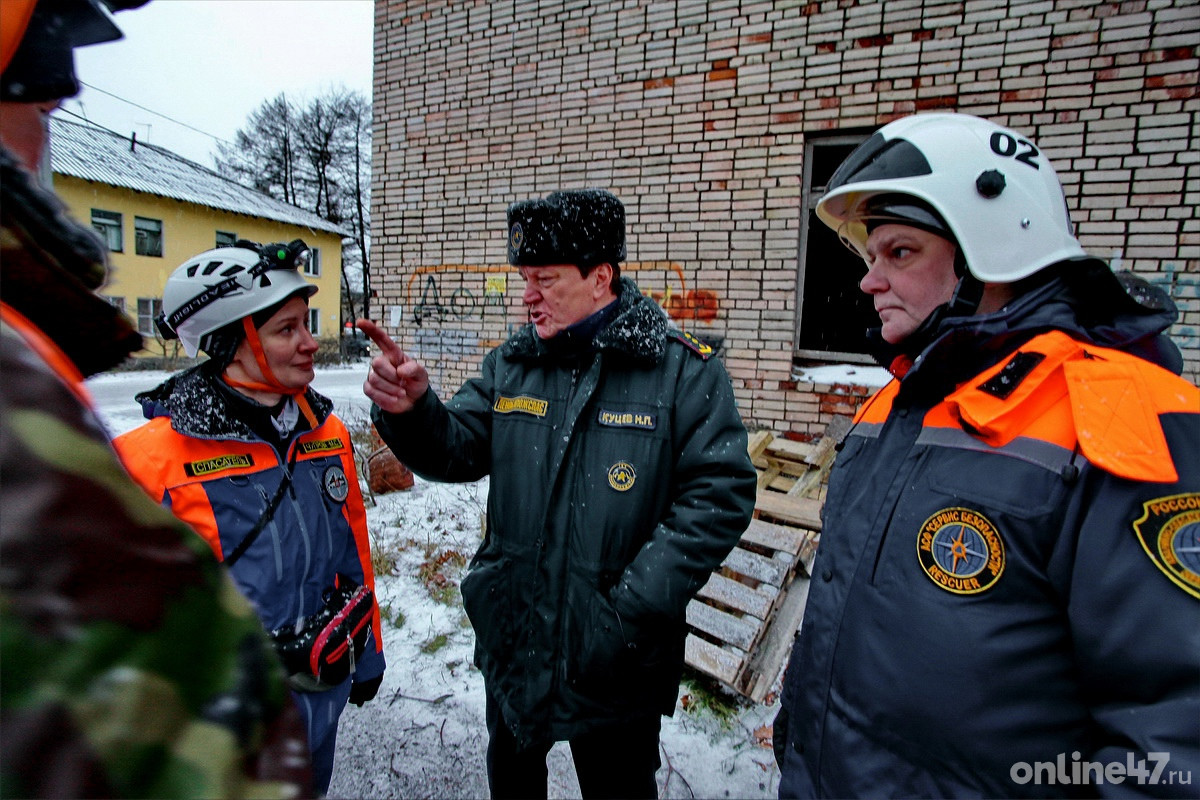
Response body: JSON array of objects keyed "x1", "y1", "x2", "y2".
[{"x1": 66, "y1": 0, "x2": 374, "y2": 167}]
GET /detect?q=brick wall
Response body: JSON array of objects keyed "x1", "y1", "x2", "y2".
[{"x1": 373, "y1": 0, "x2": 1199, "y2": 438}]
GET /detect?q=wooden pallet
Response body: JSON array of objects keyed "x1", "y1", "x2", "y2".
[{"x1": 683, "y1": 423, "x2": 845, "y2": 702}]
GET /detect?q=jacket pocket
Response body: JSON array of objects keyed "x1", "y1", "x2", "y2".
[
  {"x1": 460, "y1": 555, "x2": 515, "y2": 665},
  {"x1": 567, "y1": 587, "x2": 673, "y2": 704}
]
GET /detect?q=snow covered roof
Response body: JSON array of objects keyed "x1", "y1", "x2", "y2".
[{"x1": 48, "y1": 116, "x2": 349, "y2": 237}]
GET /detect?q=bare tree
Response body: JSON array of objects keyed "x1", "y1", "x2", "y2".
[{"x1": 215, "y1": 93, "x2": 303, "y2": 207}]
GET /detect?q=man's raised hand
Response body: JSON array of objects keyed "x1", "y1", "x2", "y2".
[{"x1": 356, "y1": 319, "x2": 430, "y2": 414}]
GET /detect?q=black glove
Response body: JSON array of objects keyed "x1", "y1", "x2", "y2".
[{"x1": 348, "y1": 674, "x2": 383, "y2": 707}]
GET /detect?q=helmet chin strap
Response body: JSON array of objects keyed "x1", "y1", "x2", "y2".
[
  {"x1": 945, "y1": 249, "x2": 984, "y2": 317},
  {"x1": 946, "y1": 274, "x2": 984, "y2": 318},
  {"x1": 223, "y1": 317, "x2": 318, "y2": 429}
]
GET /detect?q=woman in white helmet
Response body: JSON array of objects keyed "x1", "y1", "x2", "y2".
[
  {"x1": 773, "y1": 113, "x2": 1199, "y2": 798},
  {"x1": 113, "y1": 239, "x2": 386, "y2": 796}
]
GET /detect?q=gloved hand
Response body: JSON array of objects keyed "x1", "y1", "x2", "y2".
[{"x1": 348, "y1": 674, "x2": 383, "y2": 707}]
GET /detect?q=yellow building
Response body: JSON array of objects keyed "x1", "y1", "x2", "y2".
[{"x1": 48, "y1": 116, "x2": 350, "y2": 359}]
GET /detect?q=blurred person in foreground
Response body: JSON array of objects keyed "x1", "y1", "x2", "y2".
[
  {"x1": 113, "y1": 240, "x2": 386, "y2": 796},
  {"x1": 773, "y1": 111, "x2": 1200, "y2": 798},
  {"x1": 358, "y1": 189, "x2": 757, "y2": 798},
  {"x1": 0, "y1": 0, "x2": 311, "y2": 796}
]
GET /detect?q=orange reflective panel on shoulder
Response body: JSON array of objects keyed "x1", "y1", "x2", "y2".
[
  {"x1": 853, "y1": 380, "x2": 900, "y2": 425},
  {"x1": 1064, "y1": 352, "x2": 1197, "y2": 484},
  {"x1": 941, "y1": 330, "x2": 1195, "y2": 484},
  {"x1": 942, "y1": 330, "x2": 1083, "y2": 450}
]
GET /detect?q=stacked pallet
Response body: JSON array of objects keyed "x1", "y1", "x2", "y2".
[{"x1": 683, "y1": 419, "x2": 848, "y2": 702}]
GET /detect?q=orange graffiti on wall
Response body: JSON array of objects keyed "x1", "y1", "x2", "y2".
[
  {"x1": 400, "y1": 261, "x2": 722, "y2": 326},
  {"x1": 651, "y1": 287, "x2": 720, "y2": 322}
]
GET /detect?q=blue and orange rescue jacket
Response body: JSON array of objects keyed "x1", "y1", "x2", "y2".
[
  {"x1": 776, "y1": 269, "x2": 1200, "y2": 798},
  {"x1": 113, "y1": 365, "x2": 384, "y2": 759}
]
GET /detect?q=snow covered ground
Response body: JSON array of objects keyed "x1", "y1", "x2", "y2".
[{"x1": 87, "y1": 364, "x2": 783, "y2": 799}]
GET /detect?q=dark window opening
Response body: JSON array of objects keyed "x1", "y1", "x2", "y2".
[{"x1": 795, "y1": 132, "x2": 880, "y2": 365}]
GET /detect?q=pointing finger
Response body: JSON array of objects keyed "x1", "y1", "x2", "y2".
[{"x1": 356, "y1": 319, "x2": 406, "y2": 366}]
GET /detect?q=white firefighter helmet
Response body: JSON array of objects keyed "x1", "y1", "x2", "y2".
[
  {"x1": 816, "y1": 112, "x2": 1091, "y2": 283},
  {"x1": 157, "y1": 240, "x2": 317, "y2": 357}
]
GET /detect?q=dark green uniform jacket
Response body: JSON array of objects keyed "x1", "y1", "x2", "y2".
[{"x1": 374, "y1": 278, "x2": 757, "y2": 747}]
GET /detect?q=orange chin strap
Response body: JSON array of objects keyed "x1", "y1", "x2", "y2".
[{"x1": 222, "y1": 317, "x2": 318, "y2": 429}]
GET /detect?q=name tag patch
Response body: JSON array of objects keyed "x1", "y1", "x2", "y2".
[
  {"x1": 494, "y1": 395, "x2": 548, "y2": 417},
  {"x1": 184, "y1": 453, "x2": 254, "y2": 477},
  {"x1": 597, "y1": 409, "x2": 657, "y2": 430},
  {"x1": 300, "y1": 437, "x2": 345, "y2": 455}
]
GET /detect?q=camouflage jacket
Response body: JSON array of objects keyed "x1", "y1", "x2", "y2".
[{"x1": 0, "y1": 148, "x2": 311, "y2": 798}]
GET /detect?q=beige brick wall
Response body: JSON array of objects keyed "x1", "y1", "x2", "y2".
[{"x1": 373, "y1": 0, "x2": 1199, "y2": 438}]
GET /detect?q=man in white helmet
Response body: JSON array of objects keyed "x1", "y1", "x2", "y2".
[
  {"x1": 773, "y1": 112, "x2": 1199, "y2": 798},
  {"x1": 113, "y1": 240, "x2": 387, "y2": 796}
]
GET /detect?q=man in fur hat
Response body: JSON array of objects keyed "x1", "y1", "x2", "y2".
[{"x1": 359, "y1": 189, "x2": 757, "y2": 799}]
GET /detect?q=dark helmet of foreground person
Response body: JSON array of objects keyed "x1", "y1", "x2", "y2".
[{"x1": 2, "y1": 0, "x2": 150, "y2": 102}]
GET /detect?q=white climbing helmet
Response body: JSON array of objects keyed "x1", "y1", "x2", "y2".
[
  {"x1": 157, "y1": 240, "x2": 318, "y2": 357},
  {"x1": 816, "y1": 112, "x2": 1091, "y2": 283}
]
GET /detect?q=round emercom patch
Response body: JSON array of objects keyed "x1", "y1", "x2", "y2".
[
  {"x1": 607, "y1": 461, "x2": 636, "y2": 492},
  {"x1": 323, "y1": 465, "x2": 350, "y2": 503},
  {"x1": 509, "y1": 222, "x2": 524, "y2": 253},
  {"x1": 916, "y1": 507, "x2": 1005, "y2": 595}
]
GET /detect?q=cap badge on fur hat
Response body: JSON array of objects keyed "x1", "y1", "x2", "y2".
[{"x1": 507, "y1": 189, "x2": 626, "y2": 267}]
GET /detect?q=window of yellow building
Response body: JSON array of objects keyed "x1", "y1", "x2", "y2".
[
  {"x1": 135, "y1": 217, "x2": 163, "y2": 257},
  {"x1": 304, "y1": 247, "x2": 321, "y2": 277},
  {"x1": 91, "y1": 209, "x2": 122, "y2": 252},
  {"x1": 137, "y1": 297, "x2": 162, "y2": 337}
]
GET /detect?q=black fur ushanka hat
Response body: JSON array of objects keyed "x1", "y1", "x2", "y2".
[{"x1": 506, "y1": 189, "x2": 626, "y2": 267}]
